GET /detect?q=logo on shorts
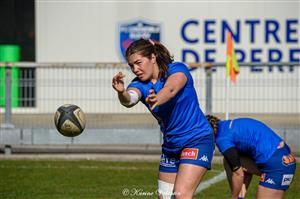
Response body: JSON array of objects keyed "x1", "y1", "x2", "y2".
[
  {"x1": 180, "y1": 148, "x2": 198, "y2": 160},
  {"x1": 260, "y1": 173, "x2": 266, "y2": 182},
  {"x1": 160, "y1": 154, "x2": 176, "y2": 168},
  {"x1": 282, "y1": 153, "x2": 296, "y2": 166},
  {"x1": 199, "y1": 155, "x2": 209, "y2": 162},
  {"x1": 118, "y1": 19, "x2": 161, "y2": 61},
  {"x1": 281, "y1": 174, "x2": 294, "y2": 186},
  {"x1": 265, "y1": 178, "x2": 276, "y2": 185}
]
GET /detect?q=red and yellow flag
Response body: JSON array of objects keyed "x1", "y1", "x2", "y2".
[{"x1": 226, "y1": 32, "x2": 239, "y2": 83}]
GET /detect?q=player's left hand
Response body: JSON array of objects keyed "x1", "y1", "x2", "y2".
[{"x1": 146, "y1": 89, "x2": 158, "y2": 110}]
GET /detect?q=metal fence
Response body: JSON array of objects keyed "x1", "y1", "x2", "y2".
[{"x1": 0, "y1": 62, "x2": 299, "y2": 153}]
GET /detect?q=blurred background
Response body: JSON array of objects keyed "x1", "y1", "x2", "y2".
[{"x1": 0, "y1": 0, "x2": 299, "y2": 155}]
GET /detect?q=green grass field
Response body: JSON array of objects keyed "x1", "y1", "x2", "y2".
[{"x1": 0, "y1": 160, "x2": 298, "y2": 199}]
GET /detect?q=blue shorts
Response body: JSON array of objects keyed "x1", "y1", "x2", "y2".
[
  {"x1": 258, "y1": 143, "x2": 296, "y2": 190},
  {"x1": 159, "y1": 133, "x2": 215, "y2": 173}
]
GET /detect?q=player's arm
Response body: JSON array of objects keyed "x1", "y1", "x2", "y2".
[
  {"x1": 118, "y1": 88, "x2": 141, "y2": 108},
  {"x1": 112, "y1": 72, "x2": 141, "y2": 108},
  {"x1": 146, "y1": 72, "x2": 187, "y2": 110},
  {"x1": 223, "y1": 147, "x2": 244, "y2": 199}
]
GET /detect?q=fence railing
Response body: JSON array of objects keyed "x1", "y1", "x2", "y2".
[
  {"x1": 0, "y1": 62, "x2": 299, "y2": 153},
  {"x1": 0, "y1": 62, "x2": 299, "y2": 128}
]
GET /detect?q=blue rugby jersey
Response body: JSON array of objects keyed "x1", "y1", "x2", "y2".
[
  {"x1": 216, "y1": 118, "x2": 282, "y2": 164},
  {"x1": 127, "y1": 62, "x2": 212, "y2": 149}
]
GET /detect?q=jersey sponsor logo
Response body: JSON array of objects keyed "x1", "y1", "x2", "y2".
[
  {"x1": 282, "y1": 153, "x2": 296, "y2": 166},
  {"x1": 118, "y1": 19, "x2": 161, "y2": 62},
  {"x1": 260, "y1": 173, "x2": 266, "y2": 182},
  {"x1": 199, "y1": 155, "x2": 209, "y2": 162},
  {"x1": 281, "y1": 174, "x2": 294, "y2": 186},
  {"x1": 265, "y1": 178, "x2": 276, "y2": 185},
  {"x1": 180, "y1": 148, "x2": 199, "y2": 160}
]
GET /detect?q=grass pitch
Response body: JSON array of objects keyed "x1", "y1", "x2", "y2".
[{"x1": 0, "y1": 160, "x2": 298, "y2": 199}]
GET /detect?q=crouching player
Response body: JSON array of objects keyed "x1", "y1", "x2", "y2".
[{"x1": 206, "y1": 115, "x2": 296, "y2": 199}]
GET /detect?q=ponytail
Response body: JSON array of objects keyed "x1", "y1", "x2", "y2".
[{"x1": 206, "y1": 115, "x2": 220, "y2": 136}]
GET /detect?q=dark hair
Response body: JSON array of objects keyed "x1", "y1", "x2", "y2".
[
  {"x1": 206, "y1": 115, "x2": 220, "y2": 136},
  {"x1": 125, "y1": 39, "x2": 174, "y2": 78}
]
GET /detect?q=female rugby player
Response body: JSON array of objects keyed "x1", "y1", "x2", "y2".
[{"x1": 112, "y1": 39, "x2": 214, "y2": 199}]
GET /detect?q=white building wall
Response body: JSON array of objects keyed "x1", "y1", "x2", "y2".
[{"x1": 33, "y1": 1, "x2": 299, "y2": 114}]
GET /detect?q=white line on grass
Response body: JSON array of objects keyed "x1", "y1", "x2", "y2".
[{"x1": 195, "y1": 171, "x2": 226, "y2": 194}]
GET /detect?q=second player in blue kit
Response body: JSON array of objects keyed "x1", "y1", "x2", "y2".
[{"x1": 206, "y1": 115, "x2": 296, "y2": 199}]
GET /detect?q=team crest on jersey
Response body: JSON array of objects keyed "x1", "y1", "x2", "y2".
[
  {"x1": 180, "y1": 148, "x2": 199, "y2": 160},
  {"x1": 282, "y1": 153, "x2": 296, "y2": 166},
  {"x1": 118, "y1": 19, "x2": 161, "y2": 61}
]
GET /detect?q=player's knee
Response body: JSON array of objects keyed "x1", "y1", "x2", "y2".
[
  {"x1": 173, "y1": 185, "x2": 193, "y2": 199},
  {"x1": 158, "y1": 180, "x2": 175, "y2": 199}
]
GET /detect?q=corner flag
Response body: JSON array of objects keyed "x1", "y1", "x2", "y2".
[{"x1": 226, "y1": 32, "x2": 239, "y2": 83}]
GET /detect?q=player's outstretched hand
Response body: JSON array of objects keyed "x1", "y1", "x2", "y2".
[
  {"x1": 146, "y1": 89, "x2": 158, "y2": 110},
  {"x1": 112, "y1": 72, "x2": 125, "y2": 93}
]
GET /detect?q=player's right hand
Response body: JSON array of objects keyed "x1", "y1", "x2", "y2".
[{"x1": 112, "y1": 72, "x2": 125, "y2": 93}]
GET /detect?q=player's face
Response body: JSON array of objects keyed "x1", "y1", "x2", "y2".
[{"x1": 128, "y1": 53, "x2": 156, "y2": 81}]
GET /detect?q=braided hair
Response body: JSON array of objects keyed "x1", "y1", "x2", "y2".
[{"x1": 206, "y1": 115, "x2": 220, "y2": 136}]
